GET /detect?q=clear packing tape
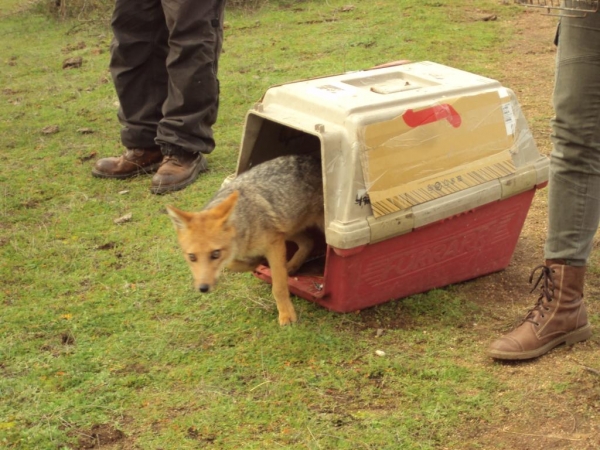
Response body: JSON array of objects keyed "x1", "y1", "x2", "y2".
[{"x1": 359, "y1": 90, "x2": 519, "y2": 218}]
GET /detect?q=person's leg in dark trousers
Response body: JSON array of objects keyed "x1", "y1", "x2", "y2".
[
  {"x1": 92, "y1": 0, "x2": 168, "y2": 179},
  {"x1": 93, "y1": 0, "x2": 226, "y2": 194},
  {"x1": 151, "y1": 0, "x2": 226, "y2": 194}
]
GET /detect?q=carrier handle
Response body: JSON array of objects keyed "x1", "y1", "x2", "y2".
[
  {"x1": 367, "y1": 60, "x2": 412, "y2": 70},
  {"x1": 403, "y1": 104, "x2": 462, "y2": 129}
]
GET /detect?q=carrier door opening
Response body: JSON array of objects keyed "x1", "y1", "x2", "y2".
[
  {"x1": 241, "y1": 114, "x2": 328, "y2": 300},
  {"x1": 237, "y1": 113, "x2": 322, "y2": 173}
]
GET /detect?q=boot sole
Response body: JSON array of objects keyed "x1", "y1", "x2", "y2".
[
  {"x1": 150, "y1": 156, "x2": 208, "y2": 195},
  {"x1": 91, "y1": 162, "x2": 162, "y2": 179},
  {"x1": 488, "y1": 324, "x2": 592, "y2": 361}
]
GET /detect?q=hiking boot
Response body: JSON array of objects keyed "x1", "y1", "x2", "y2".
[
  {"x1": 150, "y1": 147, "x2": 207, "y2": 194},
  {"x1": 488, "y1": 260, "x2": 592, "y2": 360},
  {"x1": 92, "y1": 147, "x2": 163, "y2": 179}
]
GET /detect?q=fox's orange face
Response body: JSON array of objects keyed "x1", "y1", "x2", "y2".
[{"x1": 166, "y1": 191, "x2": 238, "y2": 293}]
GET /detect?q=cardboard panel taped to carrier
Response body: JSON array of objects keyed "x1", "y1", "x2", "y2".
[{"x1": 360, "y1": 90, "x2": 516, "y2": 218}]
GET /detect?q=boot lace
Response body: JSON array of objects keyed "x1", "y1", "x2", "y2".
[
  {"x1": 160, "y1": 155, "x2": 182, "y2": 167},
  {"x1": 124, "y1": 149, "x2": 143, "y2": 159},
  {"x1": 524, "y1": 265, "x2": 555, "y2": 326}
]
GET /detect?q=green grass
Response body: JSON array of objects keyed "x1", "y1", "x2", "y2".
[{"x1": 3, "y1": 1, "x2": 598, "y2": 449}]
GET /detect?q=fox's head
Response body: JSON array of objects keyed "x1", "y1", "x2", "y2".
[{"x1": 166, "y1": 191, "x2": 239, "y2": 293}]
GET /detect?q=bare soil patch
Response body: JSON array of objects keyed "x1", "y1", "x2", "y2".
[{"x1": 74, "y1": 423, "x2": 126, "y2": 449}]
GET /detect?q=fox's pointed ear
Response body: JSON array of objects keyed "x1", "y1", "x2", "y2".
[
  {"x1": 166, "y1": 205, "x2": 192, "y2": 231},
  {"x1": 211, "y1": 190, "x2": 240, "y2": 223}
]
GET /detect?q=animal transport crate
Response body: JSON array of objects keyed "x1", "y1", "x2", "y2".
[{"x1": 234, "y1": 61, "x2": 549, "y2": 313}]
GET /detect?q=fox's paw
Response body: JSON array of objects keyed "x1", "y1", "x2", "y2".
[
  {"x1": 278, "y1": 310, "x2": 298, "y2": 326},
  {"x1": 285, "y1": 262, "x2": 301, "y2": 275}
]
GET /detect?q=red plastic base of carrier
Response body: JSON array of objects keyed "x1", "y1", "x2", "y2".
[{"x1": 254, "y1": 188, "x2": 538, "y2": 313}]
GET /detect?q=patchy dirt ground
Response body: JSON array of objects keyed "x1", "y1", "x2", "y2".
[{"x1": 459, "y1": 8, "x2": 600, "y2": 450}]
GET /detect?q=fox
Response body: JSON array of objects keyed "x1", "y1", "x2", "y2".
[{"x1": 166, "y1": 154, "x2": 324, "y2": 326}]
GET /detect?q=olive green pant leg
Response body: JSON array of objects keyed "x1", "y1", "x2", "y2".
[{"x1": 545, "y1": 12, "x2": 600, "y2": 266}]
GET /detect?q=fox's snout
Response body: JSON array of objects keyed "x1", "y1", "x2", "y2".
[{"x1": 191, "y1": 271, "x2": 220, "y2": 295}]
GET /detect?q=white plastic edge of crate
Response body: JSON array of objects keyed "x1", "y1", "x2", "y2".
[{"x1": 326, "y1": 155, "x2": 550, "y2": 248}]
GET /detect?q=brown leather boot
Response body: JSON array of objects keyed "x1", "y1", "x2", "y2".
[
  {"x1": 488, "y1": 260, "x2": 592, "y2": 360},
  {"x1": 150, "y1": 148, "x2": 207, "y2": 194},
  {"x1": 92, "y1": 147, "x2": 163, "y2": 179}
]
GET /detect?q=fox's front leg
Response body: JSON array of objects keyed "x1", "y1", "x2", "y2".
[{"x1": 266, "y1": 237, "x2": 297, "y2": 326}]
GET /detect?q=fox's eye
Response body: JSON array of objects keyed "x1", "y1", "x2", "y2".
[
  {"x1": 188, "y1": 253, "x2": 197, "y2": 262},
  {"x1": 210, "y1": 250, "x2": 221, "y2": 260}
]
